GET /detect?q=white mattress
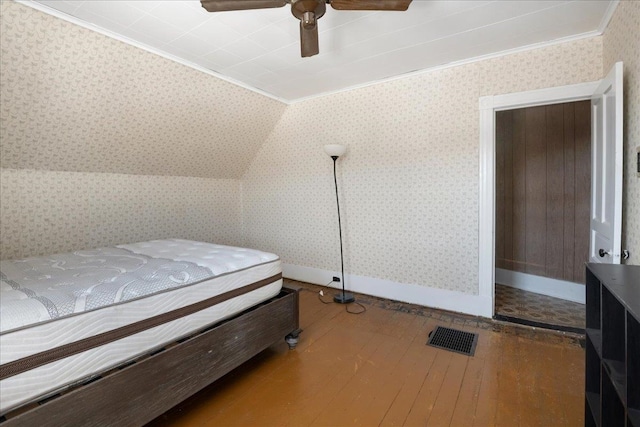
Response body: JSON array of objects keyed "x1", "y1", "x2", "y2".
[{"x1": 0, "y1": 239, "x2": 282, "y2": 414}]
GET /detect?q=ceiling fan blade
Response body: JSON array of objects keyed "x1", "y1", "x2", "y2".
[
  {"x1": 300, "y1": 21, "x2": 319, "y2": 57},
  {"x1": 330, "y1": 0, "x2": 412, "y2": 11},
  {"x1": 200, "y1": 0, "x2": 286, "y2": 12}
]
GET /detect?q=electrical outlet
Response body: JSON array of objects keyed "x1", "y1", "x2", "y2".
[{"x1": 333, "y1": 276, "x2": 341, "y2": 282}]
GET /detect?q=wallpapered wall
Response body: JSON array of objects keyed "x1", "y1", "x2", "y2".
[
  {"x1": 2, "y1": 0, "x2": 637, "y2": 302},
  {"x1": 0, "y1": 2, "x2": 286, "y2": 179},
  {"x1": 603, "y1": 0, "x2": 640, "y2": 265},
  {"x1": 0, "y1": 169, "x2": 242, "y2": 259},
  {"x1": 242, "y1": 37, "x2": 604, "y2": 296},
  {"x1": 0, "y1": 2, "x2": 285, "y2": 259}
]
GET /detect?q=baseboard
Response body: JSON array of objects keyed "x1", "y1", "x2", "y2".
[
  {"x1": 282, "y1": 264, "x2": 493, "y2": 318},
  {"x1": 495, "y1": 268, "x2": 585, "y2": 304}
]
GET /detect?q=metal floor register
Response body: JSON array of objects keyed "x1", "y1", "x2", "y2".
[{"x1": 427, "y1": 326, "x2": 478, "y2": 356}]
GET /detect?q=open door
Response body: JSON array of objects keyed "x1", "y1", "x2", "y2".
[{"x1": 590, "y1": 62, "x2": 623, "y2": 264}]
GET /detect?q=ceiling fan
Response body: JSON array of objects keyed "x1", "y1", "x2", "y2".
[{"x1": 200, "y1": 0, "x2": 412, "y2": 57}]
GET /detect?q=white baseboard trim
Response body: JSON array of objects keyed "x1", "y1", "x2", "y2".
[
  {"x1": 495, "y1": 268, "x2": 585, "y2": 304},
  {"x1": 283, "y1": 263, "x2": 493, "y2": 318}
]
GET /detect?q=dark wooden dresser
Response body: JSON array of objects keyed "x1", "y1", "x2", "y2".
[{"x1": 585, "y1": 263, "x2": 640, "y2": 427}]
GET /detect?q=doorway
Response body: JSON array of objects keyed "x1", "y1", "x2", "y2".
[
  {"x1": 492, "y1": 101, "x2": 590, "y2": 332},
  {"x1": 478, "y1": 63, "x2": 623, "y2": 323}
]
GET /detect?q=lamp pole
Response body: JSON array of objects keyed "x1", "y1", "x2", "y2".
[{"x1": 330, "y1": 154, "x2": 354, "y2": 304}]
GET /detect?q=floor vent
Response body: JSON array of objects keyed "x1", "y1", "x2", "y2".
[{"x1": 427, "y1": 326, "x2": 478, "y2": 356}]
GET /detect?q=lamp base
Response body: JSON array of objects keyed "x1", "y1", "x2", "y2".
[{"x1": 333, "y1": 292, "x2": 355, "y2": 304}]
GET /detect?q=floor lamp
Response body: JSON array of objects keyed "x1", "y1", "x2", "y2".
[{"x1": 324, "y1": 144, "x2": 355, "y2": 304}]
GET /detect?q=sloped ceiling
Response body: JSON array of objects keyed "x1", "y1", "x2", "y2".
[{"x1": 0, "y1": 2, "x2": 287, "y2": 179}]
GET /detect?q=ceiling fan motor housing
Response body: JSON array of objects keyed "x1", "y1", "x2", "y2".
[
  {"x1": 291, "y1": 0, "x2": 326, "y2": 24},
  {"x1": 200, "y1": 0, "x2": 412, "y2": 57}
]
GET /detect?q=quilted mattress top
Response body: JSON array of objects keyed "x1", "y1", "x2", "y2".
[{"x1": 0, "y1": 239, "x2": 278, "y2": 334}]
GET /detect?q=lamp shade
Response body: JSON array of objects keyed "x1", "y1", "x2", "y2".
[{"x1": 324, "y1": 144, "x2": 347, "y2": 157}]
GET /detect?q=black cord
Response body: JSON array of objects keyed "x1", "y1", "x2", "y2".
[
  {"x1": 317, "y1": 280, "x2": 333, "y2": 304},
  {"x1": 300, "y1": 282, "x2": 366, "y2": 314},
  {"x1": 346, "y1": 301, "x2": 366, "y2": 315},
  {"x1": 303, "y1": 281, "x2": 367, "y2": 314}
]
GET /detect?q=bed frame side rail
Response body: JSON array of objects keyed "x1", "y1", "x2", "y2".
[{"x1": 2, "y1": 286, "x2": 300, "y2": 427}]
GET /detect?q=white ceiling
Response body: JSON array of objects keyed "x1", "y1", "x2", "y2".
[{"x1": 26, "y1": 0, "x2": 616, "y2": 103}]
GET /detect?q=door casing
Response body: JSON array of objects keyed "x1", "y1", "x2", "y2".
[{"x1": 478, "y1": 80, "x2": 601, "y2": 317}]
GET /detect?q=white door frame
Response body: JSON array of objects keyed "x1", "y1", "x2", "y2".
[{"x1": 478, "y1": 80, "x2": 601, "y2": 317}]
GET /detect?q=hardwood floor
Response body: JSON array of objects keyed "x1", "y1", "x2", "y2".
[{"x1": 147, "y1": 280, "x2": 585, "y2": 427}]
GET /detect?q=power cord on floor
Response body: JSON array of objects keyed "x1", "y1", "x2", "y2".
[
  {"x1": 317, "y1": 280, "x2": 334, "y2": 305},
  {"x1": 346, "y1": 301, "x2": 366, "y2": 315},
  {"x1": 303, "y1": 281, "x2": 367, "y2": 315}
]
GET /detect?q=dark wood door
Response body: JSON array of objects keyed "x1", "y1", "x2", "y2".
[{"x1": 496, "y1": 101, "x2": 591, "y2": 284}]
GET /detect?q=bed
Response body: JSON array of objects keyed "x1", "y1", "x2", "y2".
[{"x1": 0, "y1": 239, "x2": 300, "y2": 426}]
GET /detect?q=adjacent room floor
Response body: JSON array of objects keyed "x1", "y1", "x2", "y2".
[
  {"x1": 494, "y1": 284, "x2": 586, "y2": 332},
  {"x1": 147, "y1": 279, "x2": 585, "y2": 427}
]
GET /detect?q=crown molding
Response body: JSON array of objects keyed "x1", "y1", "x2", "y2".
[
  {"x1": 288, "y1": 30, "x2": 604, "y2": 104},
  {"x1": 13, "y1": 0, "x2": 616, "y2": 106},
  {"x1": 597, "y1": 0, "x2": 620, "y2": 34}
]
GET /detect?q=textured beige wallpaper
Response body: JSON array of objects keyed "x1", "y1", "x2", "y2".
[
  {"x1": 2, "y1": 0, "x2": 635, "y2": 300},
  {"x1": 0, "y1": 168, "x2": 243, "y2": 260},
  {"x1": 0, "y1": 2, "x2": 286, "y2": 179},
  {"x1": 0, "y1": 2, "x2": 274, "y2": 259},
  {"x1": 242, "y1": 37, "x2": 604, "y2": 295},
  {"x1": 603, "y1": 0, "x2": 640, "y2": 265}
]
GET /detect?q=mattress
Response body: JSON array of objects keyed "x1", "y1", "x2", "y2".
[{"x1": 0, "y1": 239, "x2": 282, "y2": 414}]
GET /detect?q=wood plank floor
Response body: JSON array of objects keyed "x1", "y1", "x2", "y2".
[{"x1": 147, "y1": 280, "x2": 585, "y2": 427}]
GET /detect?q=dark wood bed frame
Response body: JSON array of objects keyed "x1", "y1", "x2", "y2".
[{"x1": 1, "y1": 285, "x2": 301, "y2": 427}]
